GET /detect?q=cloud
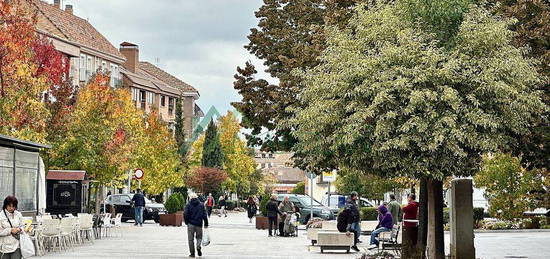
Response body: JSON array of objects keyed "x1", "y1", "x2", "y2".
[{"x1": 46, "y1": 0, "x2": 272, "y2": 113}]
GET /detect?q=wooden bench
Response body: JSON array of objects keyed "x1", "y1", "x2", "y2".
[{"x1": 317, "y1": 231, "x2": 354, "y2": 253}]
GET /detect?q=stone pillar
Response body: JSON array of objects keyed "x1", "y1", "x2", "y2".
[{"x1": 450, "y1": 179, "x2": 475, "y2": 259}]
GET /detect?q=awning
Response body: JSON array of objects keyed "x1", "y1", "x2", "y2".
[{"x1": 47, "y1": 170, "x2": 86, "y2": 181}]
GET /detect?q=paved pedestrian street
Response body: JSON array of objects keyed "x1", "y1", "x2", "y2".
[{"x1": 39, "y1": 212, "x2": 550, "y2": 259}]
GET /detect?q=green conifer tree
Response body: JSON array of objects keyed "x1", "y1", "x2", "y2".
[{"x1": 201, "y1": 120, "x2": 224, "y2": 168}]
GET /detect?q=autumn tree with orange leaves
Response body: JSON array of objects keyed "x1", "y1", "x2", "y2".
[{"x1": 0, "y1": 0, "x2": 64, "y2": 142}]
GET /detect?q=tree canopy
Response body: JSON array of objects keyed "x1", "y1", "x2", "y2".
[
  {"x1": 286, "y1": 2, "x2": 546, "y2": 179},
  {"x1": 233, "y1": 0, "x2": 361, "y2": 151}
]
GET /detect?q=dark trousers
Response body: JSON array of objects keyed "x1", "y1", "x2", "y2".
[
  {"x1": 268, "y1": 216, "x2": 277, "y2": 236},
  {"x1": 0, "y1": 248, "x2": 22, "y2": 259},
  {"x1": 206, "y1": 206, "x2": 212, "y2": 217},
  {"x1": 187, "y1": 225, "x2": 203, "y2": 256}
]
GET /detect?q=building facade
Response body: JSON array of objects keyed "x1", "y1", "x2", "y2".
[
  {"x1": 30, "y1": 0, "x2": 125, "y2": 88},
  {"x1": 119, "y1": 42, "x2": 203, "y2": 134},
  {"x1": 254, "y1": 151, "x2": 305, "y2": 194}
]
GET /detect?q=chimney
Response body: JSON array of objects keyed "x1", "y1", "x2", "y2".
[
  {"x1": 120, "y1": 42, "x2": 139, "y2": 73},
  {"x1": 53, "y1": 0, "x2": 60, "y2": 9},
  {"x1": 65, "y1": 4, "x2": 73, "y2": 14}
]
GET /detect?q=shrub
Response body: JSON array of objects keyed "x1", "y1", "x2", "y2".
[
  {"x1": 225, "y1": 200, "x2": 237, "y2": 210},
  {"x1": 260, "y1": 197, "x2": 269, "y2": 217},
  {"x1": 473, "y1": 207, "x2": 485, "y2": 227},
  {"x1": 165, "y1": 193, "x2": 184, "y2": 214},
  {"x1": 520, "y1": 217, "x2": 541, "y2": 229},
  {"x1": 291, "y1": 181, "x2": 305, "y2": 194},
  {"x1": 360, "y1": 207, "x2": 378, "y2": 221},
  {"x1": 443, "y1": 208, "x2": 450, "y2": 224}
]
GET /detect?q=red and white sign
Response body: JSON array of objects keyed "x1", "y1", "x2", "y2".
[{"x1": 133, "y1": 168, "x2": 144, "y2": 180}]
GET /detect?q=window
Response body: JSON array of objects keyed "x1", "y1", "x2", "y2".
[
  {"x1": 79, "y1": 54, "x2": 86, "y2": 81},
  {"x1": 101, "y1": 61, "x2": 107, "y2": 72},
  {"x1": 131, "y1": 88, "x2": 138, "y2": 101},
  {"x1": 95, "y1": 57, "x2": 100, "y2": 72},
  {"x1": 146, "y1": 91, "x2": 153, "y2": 104},
  {"x1": 14, "y1": 149, "x2": 38, "y2": 211},
  {"x1": 161, "y1": 96, "x2": 165, "y2": 106},
  {"x1": 168, "y1": 98, "x2": 174, "y2": 114},
  {"x1": 110, "y1": 64, "x2": 120, "y2": 88},
  {"x1": 0, "y1": 147, "x2": 14, "y2": 202},
  {"x1": 86, "y1": 56, "x2": 92, "y2": 80}
]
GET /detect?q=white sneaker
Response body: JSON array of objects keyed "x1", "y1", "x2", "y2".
[{"x1": 368, "y1": 244, "x2": 377, "y2": 250}]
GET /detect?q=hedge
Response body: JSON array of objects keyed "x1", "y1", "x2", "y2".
[
  {"x1": 443, "y1": 207, "x2": 485, "y2": 225},
  {"x1": 361, "y1": 207, "x2": 378, "y2": 221},
  {"x1": 225, "y1": 200, "x2": 237, "y2": 210}
]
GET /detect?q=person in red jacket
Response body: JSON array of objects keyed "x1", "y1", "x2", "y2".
[
  {"x1": 205, "y1": 193, "x2": 215, "y2": 218},
  {"x1": 402, "y1": 194, "x2": 419, "y2": 227}
]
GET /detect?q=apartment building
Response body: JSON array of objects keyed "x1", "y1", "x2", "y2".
[
  {"x1": 119, "y1": 42, "x2": 203, "y2": 135},
  {"x1": 254, "y1": 151, "x2": 305, "y2": 193},
  {"x1": 30, "y1": 0, "x2": 125, "y2": 87}
]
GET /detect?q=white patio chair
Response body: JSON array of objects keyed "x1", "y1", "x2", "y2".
[
  {"x1": 41, "y1": 218, "x2": 63, "y2": 252},
  {"x1": 102, "y1": 213, "x2": 113, "y2": 238},
  {"x1": 59, "y1": 217, "x2": 75, "y2": 250},
  {"x1": 78, "y1": 214, "x2": 94, "y2": 243},
  {"x1": 110, "y1": 213, "x2": 123, "y2": 237}
]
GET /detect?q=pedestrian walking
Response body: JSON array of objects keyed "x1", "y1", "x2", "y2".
[
  {"x1": 277, "y1": 196, "x2": 295, "y2": 236},
  {"x1": 346, "y1": 192, "x2": 361, "y2": 244},
  {"x1": 184, "y1": 193, "x2": 209, "y2": 258},
  {"x1": 0, "y1": 196, "x2": 24, "y2": 259},
  {"x1": 266, "y1": 195, "x2": 282, "y2": 237},
  {"x1": 246, "y1": 196, "x2": 257, "y2": 223},
  {"x1": 218, "y1": 195, "x2": 227, "y2": 217},
  {"x1": 131, "y1": 189, "x2": 146, "y2": 226},
  {"x1": 336, "y1": 201, "x2": 360, "y2": 252},
  {"x1": 388, "y1": 194, "x2": 402, "y2": 227},
  {"x1": 205, "y1": 193, "x2": 215, "y2": 218}
]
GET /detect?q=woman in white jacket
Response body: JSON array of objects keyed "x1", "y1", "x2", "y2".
[{"x1": 0, "y1": 196, "x2": 24, "y2": 259}]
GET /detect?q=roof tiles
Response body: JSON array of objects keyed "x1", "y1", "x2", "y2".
[{"x1": 32, "y1": 0, "x2": 124, "y2": 60}]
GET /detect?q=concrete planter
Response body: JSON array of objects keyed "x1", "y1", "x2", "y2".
[{"x1": 160, "y1": 212, "x2": 183, "y2": 226}]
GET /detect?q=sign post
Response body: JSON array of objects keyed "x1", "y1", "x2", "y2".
[
  {"x1": 306, "y1": 172, "x2": 317, "y2": 222},
  {"x1": 322, "y1": 171, "x2": 336, "y2": 207},
  {"x1": 133, "y1": 169, "x2": 144, "y2": 191}
]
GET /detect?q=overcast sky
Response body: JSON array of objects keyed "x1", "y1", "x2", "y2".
[{"x1": 47, "y1": 0, "x2": 272, "y2": 114}]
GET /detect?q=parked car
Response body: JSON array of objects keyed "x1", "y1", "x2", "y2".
[
  {"x1": 321, "y1": 194, "x2": 374, "y2": 214},
  {"x1": 103, "y1": 194, "x2": 166, "y2": 223},
  {"x1": 276, "y1": 194, "x2": 335, "y2": 224}
]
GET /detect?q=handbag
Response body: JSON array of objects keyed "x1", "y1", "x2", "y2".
[
  {"x1": 20, "y1": 232, "x2": 35, "y2": 258},
  {"x1": 3, "y1": 210, "x2": 20, "y2": 240},
  {"x1": 201, "y1": 228, "x2": 210, "y2": 246}
]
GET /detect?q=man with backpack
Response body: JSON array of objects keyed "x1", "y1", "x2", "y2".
[{"x1": 337, "y1": 203, "x2": 360, "y2": 252}]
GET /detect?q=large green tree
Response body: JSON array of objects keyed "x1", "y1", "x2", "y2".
[
  {"x1": 287, "y1": 2, "x2": 545, "y2": 258},
  {"x1": 488, "y1": 0, "x2": 550, "y2": 170},
  {"x1": 233, "y1": 0, "x2": 361, "y2": 151},
  {"x1": 201, "y1": 120, "x2": 224, "y2": 168}
]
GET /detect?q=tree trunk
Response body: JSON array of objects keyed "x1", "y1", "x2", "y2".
[
  {"x1": 94, "y1": 184, "x2": 104, "y2": 215},
  {"x1": 427, "y1": 178, "x2": 445, "y2": 259},
  {"x1": 417, "y1": 177, "x2": 428, "y2": 257}
]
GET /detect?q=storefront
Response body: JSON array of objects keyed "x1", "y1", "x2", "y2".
[
  {"x1": 0, "y1": 134, "x2": 50, "y2": 215},
  {"x1": 46, "y1": 170, "x2": 89, "y2": 215}
]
